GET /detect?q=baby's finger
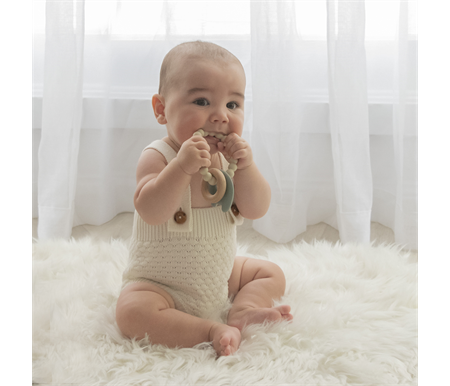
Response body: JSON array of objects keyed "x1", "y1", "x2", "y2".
[
  {"x1": 196, "y1": 143, "x2": 211, "y2": 155},
  {"x1": 193, "y1": 136, "x2": 210, "y2": 147},
  {"x1": 199, "y1": 149, "x2": 211, "y2": 160},
  {"x1": 192, "y1": 134, "x2": 208, "y2": 141},
  {"x1": 222, "y1": 133, "x2": 238, "y2": 148},
  {"x1": 231, "y1": 149, "x2": 248, "y2": 161},
  {"x1": 224, "y1": 132, "x2": 240, "y2": 142},
  {"x1": 226, "y1": 141, "x2": 247, "y2": 158},
  {"x1": 199, "y1": 156, "x2": 211, "y2": 168}
]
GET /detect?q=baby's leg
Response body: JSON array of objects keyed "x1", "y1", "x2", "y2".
[
  {"x1": 116, "y1": 282, "x2": 241, "y2": 356},
  {"x1": 227, "y1": 257, "x2": 293, "y2": 330}
]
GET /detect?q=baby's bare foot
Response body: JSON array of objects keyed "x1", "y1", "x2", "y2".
[
  {"x1": 209, "y1": 323, "x2": 241, "y2": 356},
  {"x1": 227, "y1": 305, "x2": 293, "y2": 331}
]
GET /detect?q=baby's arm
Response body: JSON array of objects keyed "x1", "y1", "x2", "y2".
[
  {"x1": 221, "y1": 134, "x2": 271, "y2": 220},
  {"x1": 134, "y1": 136, "x2": 211, "y2": 225}
]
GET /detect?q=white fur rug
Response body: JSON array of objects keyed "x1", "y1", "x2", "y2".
[{"x1": 33, "y1": 238, "x2": 417, "y2": 385}]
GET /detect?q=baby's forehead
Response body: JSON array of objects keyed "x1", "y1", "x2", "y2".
[
  {"x1": 160, "y1": 42, "x2": 245, "y2": 96},
  {"x1": 170, "y1": 51, "x2": 239, "y2": 74},
  {"x1": 168, "y1": 55, "x2": 243, "y2": 86}
]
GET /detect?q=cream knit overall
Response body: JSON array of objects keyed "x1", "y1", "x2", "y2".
[{"x1": 121, "y1": 140, "x2": 244, "y2": 319}]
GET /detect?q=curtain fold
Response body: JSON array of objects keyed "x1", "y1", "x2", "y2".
[
  {"x1": 37, "y1": 0, "x2": 85, "y2": 239},
  {"x1": 392, "y1": 1, "x2": 417, "y2": 249},
  {"x1": 326, "y1": 0, "x2": 373, "y2": 243}
]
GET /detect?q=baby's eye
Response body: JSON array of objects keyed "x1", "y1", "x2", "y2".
[
  {"x1": 193, "y1": 98, "x2": 209, "y2": 107},
  {"x1": 227, "y1": 102, "x2": 239, "y2": 110}
]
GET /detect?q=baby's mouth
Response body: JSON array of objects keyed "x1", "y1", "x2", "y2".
[
  {"x1": 197, "y1": 129, "x2": 226, "y2": 149},
  {"x1": 205, "y1": 135, "x2": 220, "y2": 146}
]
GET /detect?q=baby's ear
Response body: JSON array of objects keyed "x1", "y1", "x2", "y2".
[{"x1": 152, "y1": 94, "x2": 167, "y2": 125}]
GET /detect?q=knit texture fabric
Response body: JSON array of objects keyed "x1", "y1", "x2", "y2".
[
  {"x1": 121, "y1": 140, "x2": 243, "y2": 319},
  {"x1": 122, "y1": 206, "x2": 239, "y2": 318}
]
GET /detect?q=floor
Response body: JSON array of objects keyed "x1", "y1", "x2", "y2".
[{"x1": 32, "y1": 213, "x2": 417, "y2": 260}]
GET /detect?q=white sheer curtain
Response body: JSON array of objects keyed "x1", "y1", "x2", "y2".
[
  {"x1": 37, "y1": 0, "x2": 85, "y2": 239},
  {"x1": 250, "y1": 0, "x2": 417, "y2": 247},
  {"x1": 250, "y1": 1, "x2": 333, "y2": 243},
  {"x1": 326, "y1": 0, "x2": 373, "y2": 243},
  {"x1": 33, "y1": 0, "x2": 417, "y2": 249},
  {"x1": 393, "y1": 0, "x2": 417, "y2": 247}
]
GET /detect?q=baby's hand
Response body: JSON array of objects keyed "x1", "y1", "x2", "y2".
[
  {"x1": 177, "y1": 136, "x2": 211, "y2": 175},
  {"x1": 221, "y1": 133, "x2": 254, "y2": 171}
]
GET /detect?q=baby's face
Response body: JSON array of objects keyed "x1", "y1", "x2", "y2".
[{"x1": 162, "y1": 57, "x2": 246, "y2": 154}]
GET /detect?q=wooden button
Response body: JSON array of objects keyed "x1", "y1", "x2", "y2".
[
  {"x1": 174, "y1": 210, "x2": 187, "y2": 224},
  {"x1": 231, "y1": 204, "x2": 239, "y2": 217}
]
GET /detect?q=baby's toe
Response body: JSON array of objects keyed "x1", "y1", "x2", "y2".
[{"x1": 275, "y1": 305, "x2": 294, "y2": 321}]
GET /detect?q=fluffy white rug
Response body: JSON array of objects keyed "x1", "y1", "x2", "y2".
[{"x1": 33, "y1": 238, "x2": 417, "y2": 385}]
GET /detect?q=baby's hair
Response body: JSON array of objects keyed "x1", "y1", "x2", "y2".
[{"x1": 158, "y1": 41, "x2": 243, "y2": 96}]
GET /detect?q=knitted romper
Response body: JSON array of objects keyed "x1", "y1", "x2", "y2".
[{"x1": 121, "y1": 140, "x2": 244, "y2": 319}]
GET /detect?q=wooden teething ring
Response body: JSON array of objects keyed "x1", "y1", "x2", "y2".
[
  {"x1": 201, "y1": 168, "x2": 226, "y2": 204},
  {"x1": 193, "y1": 129, "x2": 238, "y2": 203}
]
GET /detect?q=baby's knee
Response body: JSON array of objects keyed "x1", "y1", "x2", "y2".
[
  {"x1": 272, "y1": 262, "x2": 286, "y2": 291},
  {"x1": 116, "y1": 290, "x2": 167, "y2": 338},
  {"x1": 262, "y1": 260, "x2": 285, "y2": 279},
  {"x1": 258, "y1": 261, "x2": 286, "y2": 293},
  {"x1": 116, "y1": 295, "x2": 141, "y2": 337}
]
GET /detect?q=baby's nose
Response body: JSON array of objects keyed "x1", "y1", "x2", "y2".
[{"x1": 210, "y1": 108, "x2": 229, "y2": 124}]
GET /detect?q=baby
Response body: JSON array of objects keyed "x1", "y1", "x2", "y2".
[{"x1": 116, "y1": 41, "x2": 293, "y2": 356}]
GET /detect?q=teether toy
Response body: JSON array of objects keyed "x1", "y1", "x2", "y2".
[
  {"x1": 193, "y1": 129, "x2": 238, "y2": 210},
  {"x1": 212, "y1": 168, "x2": 234, "y2": 212},
  {"x1": 200, "y1": 168, "x2": 226, "y2": 202}
]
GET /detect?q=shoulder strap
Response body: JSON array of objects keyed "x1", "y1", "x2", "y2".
[
  {"x1": 144, "y1": 140, "x2": 177, "y2": 164},
  {"x1": 143, "y1": 140, "x2": 193, "y2": 233}
]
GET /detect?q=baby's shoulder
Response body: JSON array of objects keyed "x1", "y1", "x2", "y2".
[
  {"x1": 136, "y1": 146, "x2": 167, "y2": 181},
  {"x1": 141, "y1": 146, "x2": 168, "y2": 165}
]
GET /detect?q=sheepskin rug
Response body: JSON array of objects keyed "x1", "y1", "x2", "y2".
[{"x1": 33, "y1": 238, "x2": 417, "y2": 385}]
